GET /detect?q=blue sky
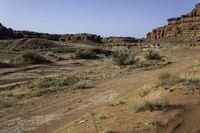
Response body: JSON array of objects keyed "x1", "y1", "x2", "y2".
[{"x1": 0, "y1": 0, "x2": 199, "y2": 37}]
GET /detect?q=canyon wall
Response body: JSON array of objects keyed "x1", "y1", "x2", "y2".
[{"x1": 147, "y1": 3, "x2": 200, "y2": 47}]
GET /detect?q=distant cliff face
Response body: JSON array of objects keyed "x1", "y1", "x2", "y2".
[
  {"x1": 0, "y1": 24, "x2": 102, "y2": 43},
  {"x1": 59, "y1": 33, "x2": 103, "y2": 43},
  {"x1": 147, "y1": 4, "x2": 200, "y2": 41},
  {"x1": 102, "y1": 37, "x2": 140, "y2": 43},
  {"x1": 0, "y1": 23, "x2": 145, "y2": 45}
]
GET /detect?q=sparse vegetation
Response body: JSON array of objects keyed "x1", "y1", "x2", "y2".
[
  {"x1": 182, "y1": 74, "x2": 200, "y2": 87},
  {"x1": 0, "y1": 38, "x2": 59, "y2": 51},
  {"x1": 128, "y1": 96, "x2": 168, "y2": 113},
  {"x1": 16, "y1": 52, "x2": 51, "y2": 65},
  {"x1": 72, "y1": 81, "x2": 89, "y2": 90},
  {"x1": 0, "y1": 100, "x2": 14, "y2": 108},
  {"x1": 31, "y1": 88, "x2": 48, "y2": 97},
  {"x1": 112, "y1": 47, "x2": 137, "y2": 66},
  {"x1": 98, "y1": 112, "x2": 109, "y2": 120},
  {"x1": 145, "y1": 50, "x2": 162, "y2": 60},
  {"x1": 106, "y1": 98, "x2": 125, "y2": 106},
  {"x1": 73, "y1": 49, "x2": 98, "y2": 59},
  {"x1": 137, "y1": 84, "x2": 157, "y2": 97},
  {"x1": 157, "y1": 73, "x2": 181, "y2": 87},
  {"x1": 144, "y1": 96, "x2": 168, "y2": 111},
  {"x1": 128, "y1": 101, "x2": 144, "y2": 113}
]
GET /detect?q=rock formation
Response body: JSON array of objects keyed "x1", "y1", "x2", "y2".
[
  {"x1": 60, "y1": 33, "x2": 102, "y2": 43},
  {"x1": 0, "y1": 23, "x2": 102, "y2": 43},
  {"x1": 102, "y1": 37, "x2": 139, "y2": 43},
  {"x1": 147, "y1": 3, "x2": 200, "y2": 47},
  {"x1": 101, "y1": 37, "x2": 146, "y2": 48}
]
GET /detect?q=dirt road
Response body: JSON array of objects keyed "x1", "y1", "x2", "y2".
[{"x1": 0, "y1": 49, "x2": 200, "y2": 133}]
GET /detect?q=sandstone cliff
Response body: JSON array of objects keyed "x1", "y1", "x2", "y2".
[{"x1": 147, "y1": 3, "x2": 200, "y2": 47}]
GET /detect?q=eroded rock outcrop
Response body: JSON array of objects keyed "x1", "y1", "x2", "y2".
[
  {"x1": 60, "y1": 33, "x2": 102, "y2": 43},
  {"x1": 101, "y1": 37, "x2": 146, "y2": 48},
  {"x1": 0, "y1": 24, "x2": 102, "y2": 43},
  {"x1": 102, "y1": 37, "x2": 139, "y2": 43},
  {"x1": 147, "y1": 3, "x2": 200, "y2": 47}
]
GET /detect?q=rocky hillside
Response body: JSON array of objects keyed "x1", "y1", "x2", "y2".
[
  {"x1": 102, "y1": 37, "x2": 140, "y2": 43},
  {"x1": 147, "y1": 3, "x2": 200, "y2": 47},
  {"x1": 59, "y1": 33, "x2": 102, "y2": 43},
  {"x1": 0, "y1": 23, "x2": 146, "y2": 45},
  {"x1": 0, "y1": 23, "x2": 102, "y2": 43}
]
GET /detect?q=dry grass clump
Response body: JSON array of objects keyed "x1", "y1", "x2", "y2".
[
  {"x1": 181, "y1": 74, "x2": 200, "y2": 87},
  {"x1": 16, "y1": 52, "x2": 51, "y2": 65},
  {"x1": 145, "y1": 50, "x2": 162, "y2": 60},
  {"x1": 157, "y1": 73, "x2": 200, "y2": 88},
  {"x1": 73, "y1": 49, "x2": 98, "y2": 59},
  {"x1": 112, "y1": 47, "x2": 137, "y2": 66},
  {"x1": 137, "y1": 84, "x2": 158, "y2": 97},
  {"x1": 131, "y1": 72, "x2": 200, "y2": 113},
  {"x1": 128, "y1": 94, "x2": 168, "y2": 113},
  {"x1": 157, "y1": 73, "x2": 181, "y2": 87}
]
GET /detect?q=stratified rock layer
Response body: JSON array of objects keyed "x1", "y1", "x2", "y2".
[{"x1": 147, "y1": 3, "x2": 200, "y2": 47}]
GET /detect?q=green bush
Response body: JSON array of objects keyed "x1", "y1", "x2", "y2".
[
  {"x1": 16, "y1": 52, "x2": 51, "y2": 65},
  {"x1": 112, "y1": 47, "x2": 137, "y2": 66},
  {"x1": 145, "y1": 50, "x2": 161, "y2": 60},
  {"x1": 73, "y1": 49, "x2": 98, "y2": 59}
]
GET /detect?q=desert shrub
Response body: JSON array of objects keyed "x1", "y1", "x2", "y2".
[
  {"x1": 31, "y1": 88, "x2": 48, "y2": 97},
  {"x1": 112, "y1": 47, "x2": 137, "y2": 66},
  {"x1": 157, "y1": 73, "x2": 181, "y2": 87},
  {"x1": 38, "y1": 76, "x2": 79, "y2": 88},
  {"x1": 92, "y1": 48, "x2": 112, "y2": 56},
  {"x1": 145, "y1": 50, "x2": 161, "y2": 60},
  {"x1": 128, "y1": 96, "x2": 168, "y2": 113},
  {"x1": 182, "y1": 74, "x2": 200, "y2": 87},
  {"x1": 137, "y1": 85, "x2": 157, "y2": 97},
  {"x1": 128, "y1": 102, "x2": 144, "y2": 113},
  {"x1": 16, "y1": 52, "x2": 51, "y2": 65},
  {"x1": 73, "y1": 49, "x2": 98, "y2": 59},
  {"x1": 72, "y1": 81, "x2": 89, "y2": 90},
  {"x1": 145, "y1": 96, "x2": 168, "y2": 111}
]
